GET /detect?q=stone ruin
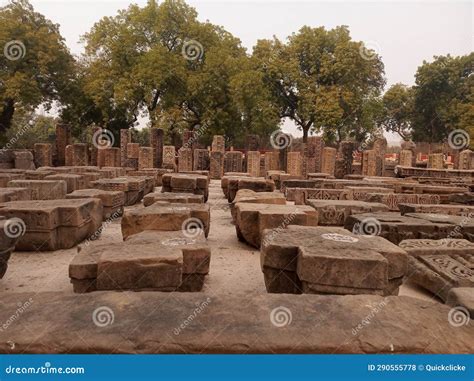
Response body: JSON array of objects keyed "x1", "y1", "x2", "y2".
[{"x1": 0, "y1": 124, "x2": 473, "y2": 354}]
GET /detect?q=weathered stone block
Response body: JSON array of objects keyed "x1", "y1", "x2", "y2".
[
  {"x1": 307, "y1": 200, "x2": 389, "y2": 226},
  {"x1": 0, "y1": 199, "x2": 103, "y2": 251},
  {"x1": 235, "y1": 203, "x2": 318, "y2": 248},
  {"x1": 121, "y1": 202, "x2": 211, "y2": 239},
  {"x1": 144, "y1": 192, "x2": 204, "y2": 206},
  {"x1": 7, "y1": 180, "x2": 67, "y2": 200},
  {"x1": 66, "y1": 189, "x2": 125, "y2": 220}
]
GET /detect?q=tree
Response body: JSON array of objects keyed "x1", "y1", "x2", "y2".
[
  {"x1": 381, "y1": 83, "x2": 414, "y2": 140},
  {"x1": 253, "y1": 26, "x2": 385, "y2": 142},
  {"x1": 81, "y1": 0, "x2": 270, "y2": 147},
  {"x1": 0, "y1": 0, "x2": 74, "y2": 139},
  {"x1": 411, "y1": 53, "x2": 473, "y2": 142}
]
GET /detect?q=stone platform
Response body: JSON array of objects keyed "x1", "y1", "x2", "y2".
[
  {"x1": 66, "y1": 189, "x2": 125, "y2": 220},
  {"x1": 91, "y1": 177, "x2": 145, "y2": 206},
  {"x1": 162, "y1": 173, "x2": 209, "y2": 202},
  {"x1": 306, "y1": 200, "x2": 389, "y2": 226},
  {"x1": 7, "y1": 179, "x2": 67, "y2": 200},
  {"x1": 143, "y1": 192, "x2": 204, "y2": 207},
  {"x1": 399, "y1": 239, "x2": 474, "y2": 302},
  {"x1": 0, "y1": 292, "x2": 471, "y2": 353},
  {"x1": 121, "y1": 202, "x2": 211, "y2": 239},
  {"x1": 69, "y1": 231, "x2": 210, "y2": 293},
  {"x1": 234, "y1": 203, "x2": 318, "y2": 248},
  {"x1": 261, "y1": 225, "x2": 407, "y2": 296},
  {"x1": 0, "y1": 199, "x2": 102, "y2": 251}
]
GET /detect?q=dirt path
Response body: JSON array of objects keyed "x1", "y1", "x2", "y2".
[{"x1": 1, "y1": 180, "x2": 437, "y2": 303}]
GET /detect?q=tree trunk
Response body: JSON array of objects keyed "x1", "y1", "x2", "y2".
[{"x1": 0, "y1": 99, "x2": 15, "y2": 133}]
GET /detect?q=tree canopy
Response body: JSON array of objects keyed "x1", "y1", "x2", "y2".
[
  {"x1": 1, "y1": 0, "x2": 471, "y2": 149},
  {"x1": 0, "y1": 0, "x2": 74, "y2": 141}
]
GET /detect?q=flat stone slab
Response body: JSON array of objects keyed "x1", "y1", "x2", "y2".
[
  {"x1": 285, "y1": 188, "x2": 353, "y2": 205},
  {"x1": 91, "y1": 177, "x2": 145, "y2": 205},
  {"x1": 121, "y1": 202, "x2": 210, "y2": 240},
  {"x1": 399, "y1": 203, "x2": 474, "y2": 216},
  {"x1": 227, "y1": 177, "x2": 276, "y2": 202},
  {"x1": 404, "y1": 213, "x2": 474, "y2": 240},
  {"x1": 0, "y1": 187, "x2": 31, "y2": 202},
  {"x1": 143, "y1": 192, "x2": 204, "y2": 207},
  {"x1": 231, "y1": 190, "x2": 286, "y2": 221},
  {"x1": 44, "y1": 173, "x2": 86, "y2": 193},
  {"x1": 447, "y1": 288, "x2": 474, "y2": 318},
  {"x1": 399, "y1": 239, "x2": 473, "y2": 302},
  {"x1": 363, "y1": 193, "x2": 441, "y2": 211},
  {"x1": 345, "y1": 212, "x2": 466, "y2": 245},
  {"x1": 0, "y1": 199, "x2": 102, "y2": 251},
  {"x1": 306, "y1": 200, "x2": 389, "y2": 226},
  {"x1": 7, "y1": 179, "x2": 67, "y2": 200},
  {"x1": 70, "y1": 231, "x2": 210, "y2": 292},
  {"x1": 162, "y1": 173, "x2": 209, "y2": 201},
  {"x1": 235, "y1": 203, "x2": 318, "y2": 248},
  {"x1": 261, "y1": 225, "x2": 407, "y2": 296},
  {"x1": 0, "y1": 173, "x2": 24, "y2": 187},
  {"x1": 66, "y1": 189, "x2": 125, "y2": 220},
  {"x1": 0, "y1": 292, "x2": 471, "y2": 353},
  {"x1": 396, "y1": 165, "x2": 474, "y2": 179}
]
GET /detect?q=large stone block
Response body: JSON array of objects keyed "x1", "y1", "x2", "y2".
[
  {"x1": 7, "y1": 179, "x2": 67, "y2": 200},
  {"x1": 321, "y1": 147, "x2": 336, "y2": 176},
  {"x1": 0, "y1": 188, "x2": 31, "y2": 202},
  {"x1": 399, "y1": 203, "x2": 474, "y2": 216},
  {"x1": 261, "y1": 225, "x2": 408, "y2": 296},
  {"x1": 193, "y1": 149, "x2": 210, "y2": 171},
  {"x1": 13, "y1": 151, "x2": 35, "y2": 170},
  {"x1": 307, "y1": 200, "x2": 389, "y2": 226},
  {"x1": 285, "y1": 188, "x2": 353, "y2": 205},
  {"x1": 70, "y1": 231, "x2": 211, "y2": 292},
  {"x1": 235, "y1": 203, "x2": 318, "y2": 248},
  {"x1": 66, "y1": 189, "x2": 125, "y2": 220},
  {"x1": 65, "y1": 144, "x2": 89, "y2": 166},
  {"x1": 138, "y1": 147, "x2": 154, "y2": 170},
  {"x1": 0, "y1": 173, "x2": 24, "y2": 187},
  {"x1": 178, "y1": 148, "x2": 193, "y2": 172},
  {"x1": 162, "y1": 173, "x2": 209, "y2": 202},
  {"x1": 0, "y1": 199, "x2": 102, "y2": 251},
  {"x1": 0, "y1": 292, "x2": 472, "y2": 353},
  {"x1": 91, "y1": 177, "x2": 145, "y2": 206},
  {"x1": 224, "y1": 151, "x2": 243, "y2": 173},
  {"x1": 149, "y1": 128, "x2": 164, "y2": 168},
  {"x1": 209, "y1": 151, "x2": 224, "y2": 180},
  {"x1": 227, "y1": 177, "x2": 275, "y2": 202},
  {"x1": 121, "y1": 202, "x2": 211, "y2": 239},
  {"x1": 345, "y1": 212, "x2": 469, "y2": 245},
  {"x1": 33, "y1": 143, "x2": 53, "y2": 167},
  {"x1": 144, "y1": 192, "x2": 204, "y2": 207},
  {"x1": 44, "y1": 174, "x2": 86, "y2": 193},
  {"x1": 231, "y1": 189, "x2": 286, "y2": 221},
  {"x1": 246, "y1": 151, "x2": 261, "y2": 177},
  {"x1": 363, "y1": 193, "x2": 440, "y2": 211}
]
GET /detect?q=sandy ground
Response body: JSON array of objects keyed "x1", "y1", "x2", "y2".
[{"x1": 1, "y1": 180, "x2": 440, "y2": 304}]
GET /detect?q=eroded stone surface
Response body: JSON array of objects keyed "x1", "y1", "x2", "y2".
[
  {"x1": 91, "y1": 177, "x2": 145, "y2": 206},
  {"x1": 399, "y1": 203, "x2": 474, "y2": 216},
  {"x1": 306, "y1": 200, "x2": 389, "y2": 226},
  {"x1": 345, "y1": 212, "x2": 464, "y2": 245},
  {"x1": 0, "y1": 292, "x2": 472, "y2": 353},
  {"x1": 7, "y1": 179, "x2": 67, "y2": 200},
  {"x1": 70, "y1": 230, "x2": 210, "y2": 292},
  {"x1": 121, "y1": 202, "x2": 210, "y2": 239},
  {"x1": 0, "y1": 188, "x2": 31, "y2": 202},
  {"x1": 66, "y1": 189, "x2": 125, "y2": 220},
  {"x1": 399, "y1": 238, "x2": 473, "y2": 302},
  {"x1": 235, "y1": 203, "x2": 318, "y2": 248},
  {"x1": 144, "y1": 192, "x2": 204, "y2": 207},
  {"x1": 162, "y1": 173, "x2": 209, "y2": 202},
  {"x1": 0, "y1": 199, "x2": 102, "y2": 251},
  {"x1": 227, "y1": 177, "x2": 275, "y2": 202},
  {"x1": 447, "y1": 288, "x2": 474, "y2": 318},
  {"x1": 260, "y1": 225, "x2": 408, "y2": 296}
]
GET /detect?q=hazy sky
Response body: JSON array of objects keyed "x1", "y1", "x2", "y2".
[{"x1": 10, "y1": 0, "x2": 473, "y2": 140}]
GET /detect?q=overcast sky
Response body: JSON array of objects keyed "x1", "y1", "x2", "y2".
[{"x1": 11, "y1": 0, "x2": 473, "y2": 141}]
